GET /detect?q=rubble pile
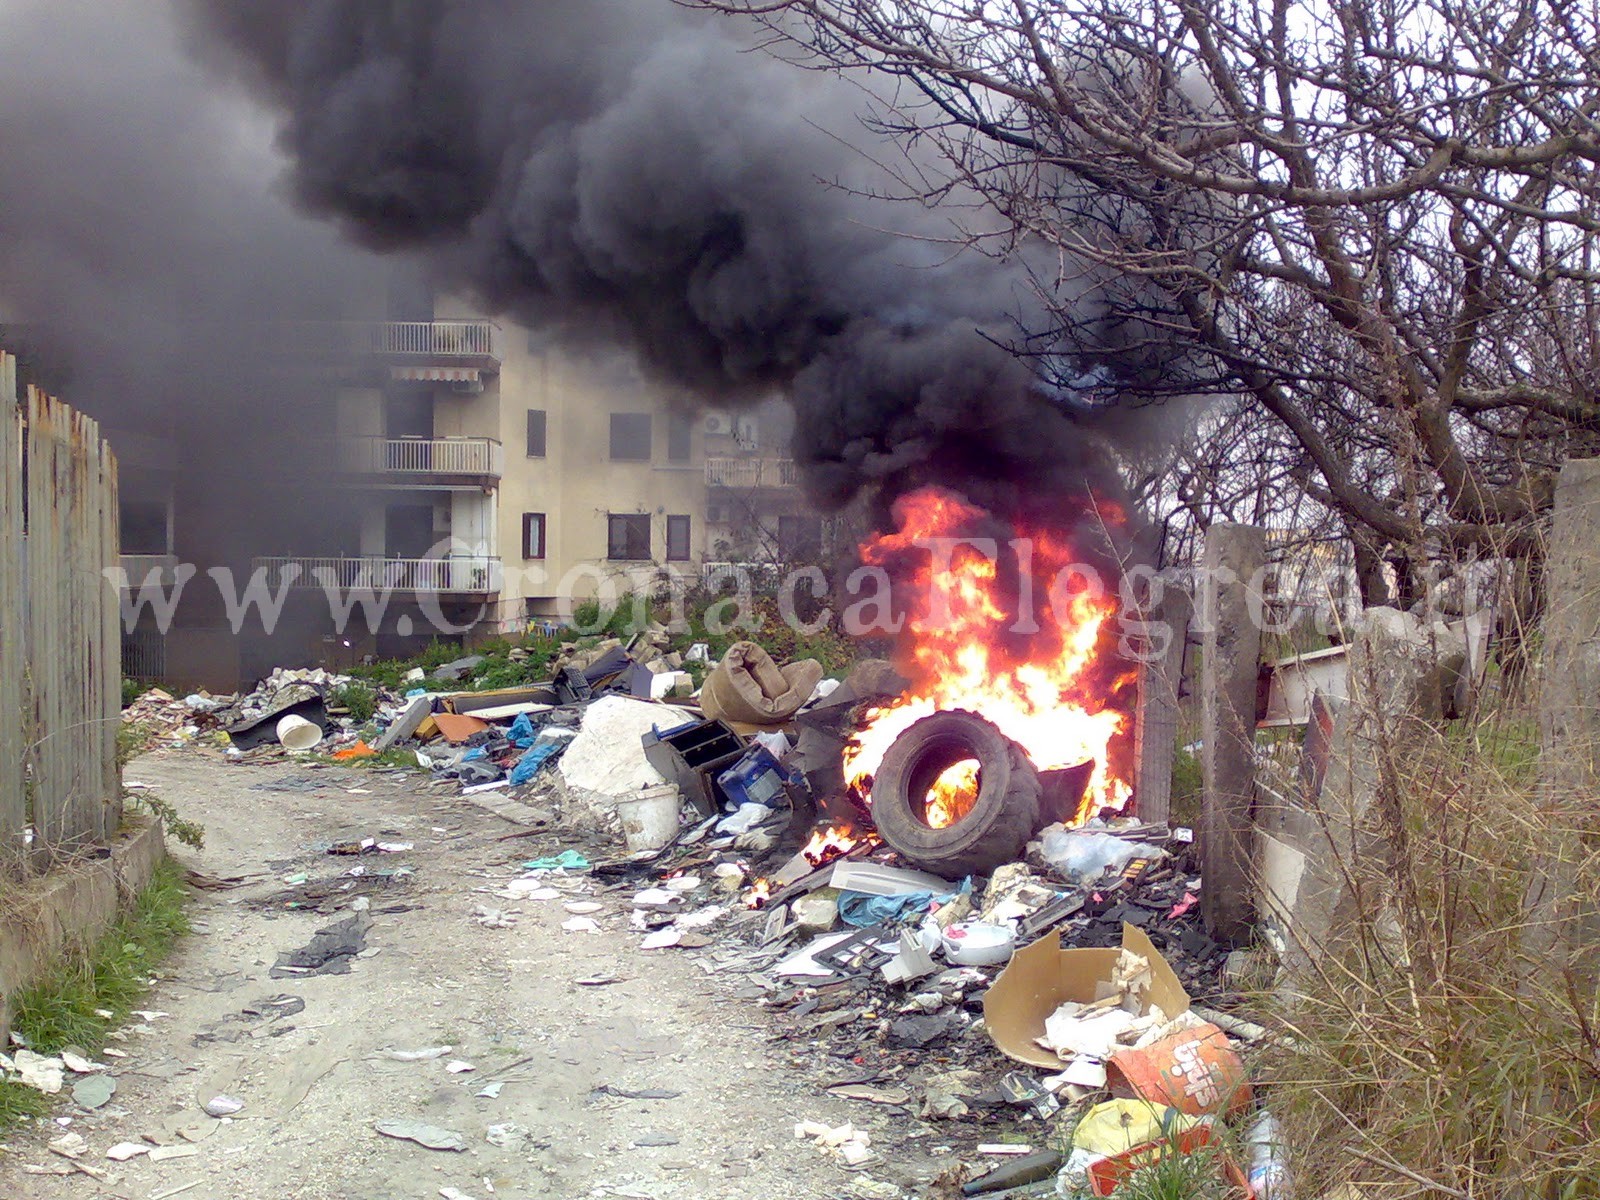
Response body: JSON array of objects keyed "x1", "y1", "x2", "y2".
[{"x1": 123, "y1": 631, "x2": 1277, "y2": 1196}]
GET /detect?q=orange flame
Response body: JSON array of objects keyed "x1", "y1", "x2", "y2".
[
  {"x1": 926, "y1": 759, "x2": 981, "y2": 829},
  {"x1": 743, "y1": 878, "x2": 772, "y2": 909},
  {"x1": 844, "y1": 487, "x2": 1135, "y2": 824},
  {"x1": 802, "y1": 823, "x2": 878, "y2": 866}
]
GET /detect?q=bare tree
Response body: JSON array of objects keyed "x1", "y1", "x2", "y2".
[{"x1": 694, "y1": 0, "x2": 1600, "y2": 600}]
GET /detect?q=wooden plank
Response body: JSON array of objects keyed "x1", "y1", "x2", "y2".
[
  {"x1": 0, "y1": 354, "x2": 25, "y2": 875},
  {"x1": 19, "y1": 385, "x2": 121, "y2": 856}
]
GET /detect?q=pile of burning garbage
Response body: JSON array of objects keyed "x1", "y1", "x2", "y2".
[{"x1": 124, "y1": 484, "x2": 1287, "y2": 1194}]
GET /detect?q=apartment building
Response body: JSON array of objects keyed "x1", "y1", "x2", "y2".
[{"x1": 117, "y1": 296, "x2": 816, "y2": 684}]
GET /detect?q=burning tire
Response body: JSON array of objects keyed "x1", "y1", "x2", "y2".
[{"x1": 870, "y1": 710, "x2": 1041, "y2": 878}]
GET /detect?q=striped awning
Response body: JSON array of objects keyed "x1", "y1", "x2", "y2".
[{"x1": 389, "y1": 366, "x2": 481, "y2": 383}]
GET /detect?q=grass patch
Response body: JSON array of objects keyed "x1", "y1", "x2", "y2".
[
  {"x1": 8, "y1": 858, "x2": 190, "y2": 1059},
  {"x1": 1253, "y1": 698, "x2": 1600, "y2": 1198},
  {"x1": 0, "y1": 1078, "x2": 51, "y2": 1127}
]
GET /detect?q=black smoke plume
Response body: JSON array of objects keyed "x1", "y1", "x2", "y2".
[{"x1": 180, "y1": 0, "x2": 1154, "y2": 531}]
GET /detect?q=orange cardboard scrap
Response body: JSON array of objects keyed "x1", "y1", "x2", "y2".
[{"x1": 432, "y1": 712, "x2": 491, "y2": 743}]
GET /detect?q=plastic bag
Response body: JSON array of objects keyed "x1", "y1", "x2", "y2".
[{"x1": 1039, "y1": 826, "x2": 1161, "y2": 881}]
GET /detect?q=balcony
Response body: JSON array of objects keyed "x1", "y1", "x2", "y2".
[
  {"x1": 250, "y1": 556, "x2": 500, "y2": 596},
  {"x1": 264, "y1": 319, "x2": 503, "y2": 375},
  {"x1": 335, "y1": 436, "x2": 503, "y2": 485},
  {"x1": 705, "y1": 457, "x2": 799, "y2": 489}
]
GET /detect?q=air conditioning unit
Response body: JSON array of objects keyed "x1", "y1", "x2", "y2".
[
  {"x1": 703, "y1": 411, "x2": 732, "y2": 435},
  {"x1": 450, "y1": 379, "x2": 484, "y2": 395}
]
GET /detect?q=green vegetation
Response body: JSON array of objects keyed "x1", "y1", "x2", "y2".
[
  {"x1": 0, "y1": 859, "x2": 189, "y2": 1129},
  {"x1": 329, "y1": 680, "x2": 378, "y2": 723},
  {"x1": 1168, "y1": 745, "x2": 1202, "y2": 830},
  {"x1": 123, "y1": 790, "x2": 204, "y2": 850},
  {"x1": 1106, "y1": 1141, "x2": 1236, "y2": 1200},
  {"x1": 1255, "y1": 699, "x2": 1600, "y2": 1198},
  {"x1": 120, "y1": 677, "x2": 153, "y2": 707}
]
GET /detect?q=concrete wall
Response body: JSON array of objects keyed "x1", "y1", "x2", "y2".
[{"x1": 0, "y1": 818, "x2": 167, "y2": 1042}]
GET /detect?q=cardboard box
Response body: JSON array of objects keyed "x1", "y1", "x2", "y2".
[{"x1": 982, "y1": 923, "x2": 1191, "y2": 1070}]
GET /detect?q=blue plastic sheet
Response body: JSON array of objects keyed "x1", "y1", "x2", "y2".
[
  {"x1": 837, "y1": 890, "x2": 935, "y2": 927},
  {"x1": 507, "y1": 712, "x2": 538, "y2": 748}
]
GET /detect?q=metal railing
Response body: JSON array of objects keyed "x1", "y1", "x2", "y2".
[
  {"x1": 337, "y1": 436, "x2": 503, "y2": 477},
  {"x1": 705, "y1": 457, "x2": 799, "y2": 488},
  {"x1": 251, "y1": 556, "x2": 501, "y2": 594},
  {"x1": 264, "y1": 319, "x2": 503, "y2": 364}
]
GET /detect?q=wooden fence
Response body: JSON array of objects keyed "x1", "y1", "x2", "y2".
[{"x1": 0, "y1": 351, "x2": 121, "y2": 875}]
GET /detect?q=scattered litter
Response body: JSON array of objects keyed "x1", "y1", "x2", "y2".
[
  {"x1": 523, "y1": 851, "x2": 589, "y2": 872},
  {"x1": 48, "y1": 1132, "x2": 87, "y2": 1158},
  {"x1": 563, "y1": 900, "x2": 603, "y2": 914},
  {"x1": 499, "y1": 881, "x2": 560, "y2": 901},
  {"x1": 475, "y1": 1082, "x2": 504, "y2": 1099},
  {"x1": 105, "y1": 1143, "x2": 149, "y2": 1161},
  {"x1": 485, "y1": 1122, "x2": 530, "y2": 1149},
  {"x1": 381, "y1": 1046, "x2": 455, "y2": 1062},
  {"x1": 270, "y1": 914, "x2": 370, "y2": 978},
  {"x1": 827, "y1": 1084, "x2": 910, "y2": 1106},
  {"x1": 71, "y1": 1074, "x2": 117, "y2": 1109},
  {"x1": 562, "y1": 916, "x2": 601, "y2": 933},
  {"x1": 148, "y1": 1144, "x2": 200, "y2": 1162},
  {"x1": 574, "y1": 974, "x2": 620, "y2": 986},
  {"x1": 203, "y1": 1094, "x2": 245, "y2": 1117},
  {"x1": 446, "y1": 1061, "x2": 476, "y2": 1074},
  {"x1": 12, "y1": 1049, "x2": 65, "y2": 1093},
  {"x1": 631, "y1": 1132, "x2": 680, "y2": 1148},
  {"x1": 640, "y1": 928, "x2": 681, "y2": 950},
  {"x1": 594, "y1": 1085, "x2": 683, "y2": 1100},
  {"x1": 60, "y1": 1051, "x2": 104, "y2": 1074},
  {"x1": 471, "y1": 905, "x2": 517, "y2": 929},
  {"x1": 795, "y1": 1119, "x2": 873, "y2": 1166},
  {"x1": 374, "y1": 1120, "x2": 469, "y2": 1151}
]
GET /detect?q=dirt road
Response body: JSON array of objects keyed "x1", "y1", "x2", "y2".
[{"x1": 3, "y1": 751, "x2": 907, "y2": 1200}]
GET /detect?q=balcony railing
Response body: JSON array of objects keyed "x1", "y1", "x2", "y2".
[
  {"x1": 262, "y1": 320, "x2": 503, "y2": 369},
  {"x1": 337, "y1": 436, "x2": 503, "y2": 478},
  {"x1": 250, "y1": 556, "x2": 500, "y2": 594},
  {"x1": 705, "y1": 457, "x2": 799, "y2": 489}
]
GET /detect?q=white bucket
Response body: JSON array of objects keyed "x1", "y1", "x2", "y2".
[
  {"x1": 276, "y1": 714, "x2": 324, "y2": 752},
  {"x1": 616, "y1": 784, "x2": 682, "y2": 852}
]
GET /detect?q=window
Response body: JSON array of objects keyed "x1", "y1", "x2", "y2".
[
  {"x1": 666, "y1": 413, "x2": 692, "y2": 462},
  {"x1": 525, "y1": 409, "x2": 547, "y2": 458},
  {"x1": 521, "y1": 512, "x2": 546, "y2": 560},
  {"x1": 777, "y1": 514, "x2": 823, "y2": 563},
  {"x1": 119, "y1": 501, "x2": 168, "y2": 555},
  {"x1": 609, "y1": 413, "x2": 652, "y2": 461},
  {"x1": 607, "y1": 513, "x2": 651, "y2": 560},
  {"x1": 666, "y1": 515, "x2": 691, "y2": 561}
]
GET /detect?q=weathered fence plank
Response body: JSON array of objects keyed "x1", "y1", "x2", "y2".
[
  {"x1": 0, "y1": 360, "x2": 121, "y2": 871},
  {"x1": 0, "y1": 355, "x2": 24, "y2": 873}
]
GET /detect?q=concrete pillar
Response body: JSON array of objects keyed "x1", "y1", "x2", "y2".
[
  {"x1": 1200, "y1": 525, "x2": 1266, "y2": 945},
  {"x1": 1134, "y1": 586, "x2": 1192, "y2": 826},
  {"x1": 1526, "y1": 458, "x2": 1600, "y2": 987}
]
